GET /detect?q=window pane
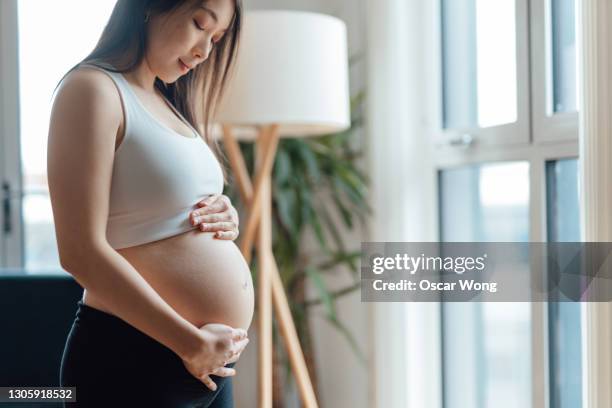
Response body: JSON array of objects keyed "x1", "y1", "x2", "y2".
[
  {"x1": 439, "y1": 162, "x2": 529, "y2": 242},
  {"x1": 17, "y1": 0, "x2": 117, "y2": 272},
  {"x1": 22, "y1": 188, "x2": 61, "y2": 272},
  {"x1": 551, "y1": 0, "x2": 577, "y2": 114},
  {"x1": 546, "y1": 158, "x2": 582, "y2": 408},
  {"x1": 439, "y1": 161, "x2": 531, "y2": 408},
  {"x1": 441, "y1": 0, "x2": 518, "y2": 129}
]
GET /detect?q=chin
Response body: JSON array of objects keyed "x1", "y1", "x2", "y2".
[{"x1": 158, "y1": 72, "x2": 181, "y2": 84}]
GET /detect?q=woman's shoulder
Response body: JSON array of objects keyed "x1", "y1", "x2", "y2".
[
  {"x1": 58, "y1": 64, "x2": 120, "y2": 98},
  {"x1": 53, "y1": 64, "x2": 123, "y2": 117},
  {"x1": 50, "y1": 64, "x2": 124, "y2": 135}
]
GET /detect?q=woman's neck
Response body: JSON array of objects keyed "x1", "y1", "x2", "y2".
[{"x1": 121, "y1": 59, "x2": 158, "y2": 93}]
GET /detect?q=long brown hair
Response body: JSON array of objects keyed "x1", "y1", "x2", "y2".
[{"x1": 54, "y1": 0, "x2": 242, "y2": 183}]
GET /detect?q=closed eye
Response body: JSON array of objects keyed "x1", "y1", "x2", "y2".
[
  {"x1": 193, "y1": 19, "x2": 204, "y2": 31},
  {"x1": 193, "y1": 19, "x2": 221, "y2": 45}
]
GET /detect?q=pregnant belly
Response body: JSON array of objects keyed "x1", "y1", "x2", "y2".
[{"x1": 85, "y1": 229, "x2": 255, "y2": 330}]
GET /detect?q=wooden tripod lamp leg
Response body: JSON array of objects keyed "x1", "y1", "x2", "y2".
[
  {"x1": 255, "y1": 133, "x2": 274, "y2": 408},
  {"x1": 221, "y1": 124, "x2": 319, "y2": 408},
  {"x1": 269, "y1": 255, "x2": 320, "y2": 408},
  {"x1": 240, "y1": 126, "x2": 279, "y2": 263},
  {"x1": 221, "y1": 124, "x2": 252, "y2": 203},
  {"x1": 222, "y1": 124, "x2": 277, "y2": 264}
]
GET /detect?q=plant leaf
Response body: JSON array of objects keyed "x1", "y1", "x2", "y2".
[
  {"x1": 317, "y1": 200, "x2": 347, "y2": 252},
  {"x1": 326, "y1": 314, "x2": 367, "y2": 367},
  {"x1": 305, "y1": 266, "x2": 336, "y2": 321},
  {"x1": 298, "y1": 141, "x2": 322, "y2": 184},
  {"x1": 274, "y1": 187, "x2": 298, "y2": 237},
  {"x1": 317, "y1": 250, "x2": 362, "y2": 273},
  {"x1": 309, "y1": 203, "x2": 328, "y2": 249},
  {"x1": 274, "y1": 146, "x2": 293, "y2": 186}
]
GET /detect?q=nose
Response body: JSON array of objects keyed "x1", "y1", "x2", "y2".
[{"x1": 193, "y1": 39, "x2": 213, "y2": 63}]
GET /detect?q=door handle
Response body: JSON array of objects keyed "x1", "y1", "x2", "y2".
[
  {"x1": 2, "y1": 181, "x2": 11, "y2": 234},
  {"x1": 448, "y1": 133, "x2": 475, "y2": 148}
]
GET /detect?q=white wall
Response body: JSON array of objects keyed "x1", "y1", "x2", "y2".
[
  {"x1": 230, "y1": 0, "x2": 370, "y2": 407},
  {"x1": 364, "y1": 0, "x2": 440, "y2": 406}
]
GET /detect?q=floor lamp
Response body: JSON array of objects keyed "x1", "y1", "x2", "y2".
[{"x1": 214, "y1": 10, "x2": 350, "y2": 408}]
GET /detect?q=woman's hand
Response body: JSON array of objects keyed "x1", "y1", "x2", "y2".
[
  {"x1": 181, "y1": 323, "x2": 250, "y2": 391},
  {"x1": 190, "y1": 194, "x2": 240, "y2": 240}
]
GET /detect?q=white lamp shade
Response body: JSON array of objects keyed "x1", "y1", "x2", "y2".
[{"x1": 215, "y1": 10, "x2": 351, "y2": 140}]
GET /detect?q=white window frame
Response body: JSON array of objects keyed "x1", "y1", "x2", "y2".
[
  {"x1": 0, "y1": 0, "x2": 24, "y2": 269},
  {"x1": 432, "y1": 0, "x2": 531, "y2": 150},
  {"x1": 530, "y1": 0, "x2": 579, "y2": 143}
]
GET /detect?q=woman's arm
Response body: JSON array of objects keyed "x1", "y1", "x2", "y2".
[{"x1": 47, "y1": 67, "x2": 207, "y2": 361}]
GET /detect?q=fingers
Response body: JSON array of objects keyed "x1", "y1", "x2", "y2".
[
  {"x1": 200, "y1": 375, "x2": 218, "y2": 391},
  {"x1": 198, "y1": 324, "x2": 249, "y2": 363},
  {"x1": 190, "y1": 210, "x2": 231, "y2": 227},
  {"x1": 212, "y1": 230, "x2": 239, "y2": 240},
  {"x1": 192, "y1": 218, "x2": 239, "y2": 241},
  {"x1": 223, "y1": 352, "x2": 242, "y2": 365},
  {"x1": 215, "y1": 328, "x2": 247, "y2": 354},
  {"x1": 224, "y1": 339, "x2": 249, "y2": 365},
  {"x1": 191, "y1": 195, "x2": 239, "y2": 226},
  {"x1": 191, "y1": 213, "x2": 238, "y2": 235},
  {"x1": 197, "y1": 194, "x2": 231, "y2": 208},
  {"x1": 199, "y1": 220, "x2": 236, "y2": 231},
  {"x1": 195, "y1": 195, "x2": 229, "y2": 214},
  {"x1": 232, "y1": 328, "x2": 248, "y2": 341},
  {"x1": 225, "y1": 330, "x2": 249, "y2": 364},
  {"x1": 233, "y1": 336, "x2": 249, "y2": 349},
  {"x1": 235, "y1": 337, "x2": 249, "y2": 354},
  {"x1": 190, "y1": 194, "x2": 240, "y2": 242},
  {"x1": 210, "y1": 366, "x2": 237, "y2": 377},
  {"x1": 198, "y1": 194, "x2": 220, "y2": 207},
  {"x1": 193, "y1": 210, "x2": 232, "y2": 223},
  {"x1": 225, "y1": 348, "x2": 242, "y2": 365}
]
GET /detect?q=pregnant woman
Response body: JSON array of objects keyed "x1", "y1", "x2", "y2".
[{"x1": 47, "y1": 0, "x2": 253, "y2": 406}]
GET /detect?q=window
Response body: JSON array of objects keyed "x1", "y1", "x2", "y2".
[
  {"x1": 439, "y1": 162, "x2": 531, "y2": 408},
  {"x1": 437, "y1": 0, "x2": 530, "y2": 148},
  {"x1": 0, "y1": 0, "x2": 117, "y2": 273},
  {"x1": 441, "y1": 0, "x2": 517, "y2": 129},
  {"x1": 531, "y1": 0, "x2": 578, "y2": 142},
  {"x1": 433, "y1": 0, "x2": 581, "y2": 407},
  {"x1": 439, "y1": 162, "x2": 529, "y2": 242},
  {"x1": 546, "y1": 158, "x2": 581, "y2": 408},
  {"x1": 550, "y1": 0, "x2": 577, "y2": 114}
]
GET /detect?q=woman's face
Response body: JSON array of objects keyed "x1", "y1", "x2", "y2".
[{"x1": 146, "y1": 0, "x2": 235, "y2": 83}]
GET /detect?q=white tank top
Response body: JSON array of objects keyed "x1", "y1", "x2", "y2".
[{"x1": 78, "y1": 62, "x2": 224, "y2": 249}]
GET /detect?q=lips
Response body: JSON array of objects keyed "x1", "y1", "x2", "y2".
[{"x1": 179, "y1": 59, "x2": 193, "y2": 71}]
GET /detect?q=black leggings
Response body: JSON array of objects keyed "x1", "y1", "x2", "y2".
[{"x1": 59, "y1": 300, "x2": 235, "y2": 408}]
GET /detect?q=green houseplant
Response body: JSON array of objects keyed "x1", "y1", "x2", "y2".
[{"x1": 222, "y1": 54, "x2": 369, "y2": 404}]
